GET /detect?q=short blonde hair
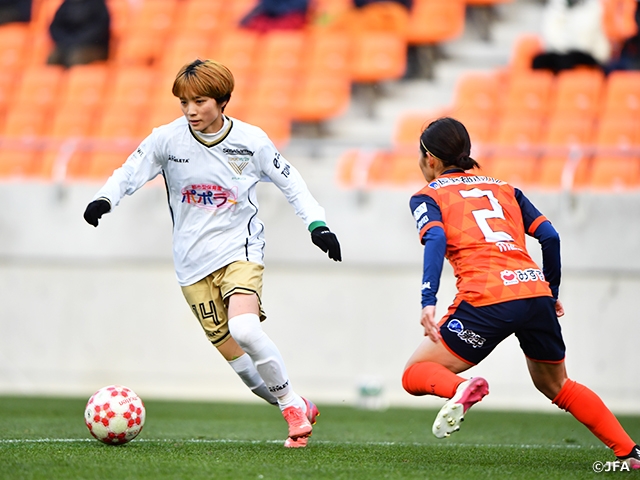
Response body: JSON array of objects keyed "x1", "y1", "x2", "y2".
[{"x1": 172, "y1": 59, "x2": 234, "y2": 106}]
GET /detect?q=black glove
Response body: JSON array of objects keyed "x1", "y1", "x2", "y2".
[
  {"x1": 83, "y1": 199, "x2": 111, "y2": 227},
  {"x1": 311, "y1": 226, "x2": 342, "y2": 261}
]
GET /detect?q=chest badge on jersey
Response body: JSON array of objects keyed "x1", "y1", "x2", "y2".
[{"x1": 181, "y1": 184, "x2": 238, "y2": 211}]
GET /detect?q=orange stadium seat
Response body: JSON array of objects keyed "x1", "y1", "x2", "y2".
[
  {"x1": 210, "y1": 30, "x2": 260, "y2": 78},
  {"x1": 106, "y1": 0, "x2": 132, "y2": 44},
  {"x1": 0, "y1": 143, "x2": 42, "y2": 178},
  {"x1": 407, "y1": 0, "x2": 465, "y2": 45},
  {"x1": 587, "y1": 155, "x2": 640, "y2": 190},
  {"x1": 291, "y1": 72, "x2": 351, "y2": 123},
  {"x1": 58, "y1": 64, "x2": 110, "y2": 109},
  {"x1": 595, "y1": 115, "x2": 639, "y2": 150},
  {"x1": 0, "y1": 23, "x2": 29, "y2": 72},
  {"x1": 12, "y1": 65, "x2": 66, "y2": 115},
  {"x1": 509, "y1": 34, "x2": 544, "y2": 72},
  {"x1": 502, "y1": 70, "x2": 555, "y2": 120},
  {"x1": 2, "y1": 107, "x2": 48, "y2": 138},
  {"x1": 173, "y1": 0, "x2": 224, "y2": 39},
  {"x1": 84, "y1": 151, "x2": 128, "y2": 181},
  {"x1": 494, "y1": 114, "x2": 543, "y2": 155},
  {"x1": 219, "y1": 0, "x2": 258, "y2": 24},
  {"x1": 0, "y1": 70, "x2": 16, "y2": 118},
  {"x1": 125, "y1": 0, "x2": 178, "y2": 38},
  {"x1": 336, "y1": 149, "x2": 359, "y2": 188},
  {"x1": 159, "y1": 35, "x2": 211, "y2": 74},
  {"x1": 93, "y1": 106, "x2": 146, "y2": 140},
  {"x1": 240, "y1": 108, "x2": 292, "y2": 148},
  {"x1": 255, "y1": 31, "x2": 306, "y2": 77},
  {"x1": 451, "y1": 72, "x2": 503, "y2": 118},
  {"x1": 248, "y1": 75, "x2": 296, "y2": 119},
  {"x1": 350, "y1": 31, "x2": 407, "y2": 83},
  {"x1": 24, "y1": 30, "x2": 55, "y2": 66},
  {"x1": 393, "y1": 113, "x2": 432, "y2": 150},
  {"x1": 48, "y1": 107, "x2": 96, "y2": 139},
  {"x1": 601, "y1": 70, "x2": 640, "y2": 117},
  {"x1": 537, "y1": 115, "x2": 594, "y2": 190},
  {"x1": 483, "y1": 154, "x2": 538, "y2": 188},
  {"x1": 106, "y1": 67, "x2": 155, "y2": 109},
  {"x1": 602, "y1": 0, "x2": 638, "y2": 44},
  {"x1": 302, "y1": 30, "x2": 351, "y2": 77},
  {"x1": 551, "y1": 68, "x2": 605, "y2": 119},
  {"x1": 30, "y1": 0, "x2": 63, "y2": 33},
  {"x1": 389, "y1": 149, "x2": 424, "y2": 186},
  {"x1": 113, "y1": 31, "x2": 165, "y2": 66}
]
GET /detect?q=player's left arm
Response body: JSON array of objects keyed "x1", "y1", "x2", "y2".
[
  {"x1": 515, "y1": 188, "x2": 561, "y2": 299},
  {"x1": 257, "y1": 139, "x2": 341, "y2": 261}
]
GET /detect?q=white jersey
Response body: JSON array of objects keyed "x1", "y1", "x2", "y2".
[{"x1": 93, "y1": 115, "x2": 326, "y2": 286}]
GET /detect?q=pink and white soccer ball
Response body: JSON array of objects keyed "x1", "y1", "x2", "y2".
[{"x1": 84, "y1": 385, "x2": 146, "y2": 445}]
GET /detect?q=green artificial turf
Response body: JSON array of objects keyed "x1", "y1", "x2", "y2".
[{"x1": 0, "y1": 396, "x2": 638, "y2": 479}]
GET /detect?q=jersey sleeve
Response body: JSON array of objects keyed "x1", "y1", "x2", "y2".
[
  {"x1": 410, "y1": 193, "x2": 446, "y2": 307},
  {"x1": 92, "y1": 130, "x2": 164, "y2": 207},
  {"x1": 410, "y1": 193, "x2": 443, "y2": 244},
  {"x1": 515, "y1": 188, "x2": 562, "y2": 299},
  {"x1": 256, "y1": 138, "x2": 326, "y2": 229}
]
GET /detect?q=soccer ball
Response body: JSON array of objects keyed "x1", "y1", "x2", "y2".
[{"x1": 84, "y1": 385, "x2": 146, "y2": 445}]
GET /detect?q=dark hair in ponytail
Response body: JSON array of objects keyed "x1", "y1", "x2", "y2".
[{"x1": 419, "y1": 117, "x2": 480, "y2": 171}]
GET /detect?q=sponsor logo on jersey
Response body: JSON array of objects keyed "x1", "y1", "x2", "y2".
[
  {"x1": 227, "y1": 156, "x2": 250, "y2": 176},
  {"x1": 496, "y1": 241, "x2": 522, "y2": 253},
  {"x1": 168, "y1": 154, "x2": 189, "y2": 163},
  {"x1": 428, "y1": 175, "x2": 505, "y2": 190},
  {"x1": 181, "y1": 184, "x2": 238, "y2": 211},
  {"x1": 413, "y1": 202, "x2": 428, "y2": 221},
  {"x1": 222, "y1": 148, "x2": 254, "y2": 156},
  {"x1": 273, "y1": 152, "x2": 281, "y2": 169},
  {"x1": 281, "y1": 163, "x2": 291, "y2": 178},
  {"x1": 500, "y1": 269, "x2": 545, "y2": 286},
  {"x1": 447, "y1": 319, "x2": 486, "y2": 348}
]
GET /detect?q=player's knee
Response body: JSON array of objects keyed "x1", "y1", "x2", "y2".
[{"x1": 228, "y1": 313, "x2": 263, "y2": 350}]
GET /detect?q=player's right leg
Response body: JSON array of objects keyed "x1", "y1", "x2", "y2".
[{"x1": 528, "y1": 359, "x2": 639, "y2": 468}]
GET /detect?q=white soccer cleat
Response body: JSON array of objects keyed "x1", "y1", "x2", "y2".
[{"x1": 432, "y1": 377, "x2": 489, "y2": 439}]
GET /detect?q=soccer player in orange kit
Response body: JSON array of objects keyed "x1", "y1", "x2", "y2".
[{"x1": 402, "y1": 117, "x2": 639, "y2": 469}]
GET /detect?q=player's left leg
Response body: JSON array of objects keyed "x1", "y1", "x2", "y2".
[
  {"x1": 227, "y1": 293, "x2": 314, "y2": 444},
  {"x1": 528, "y1": 359, "x2": 639, "y2": 469}
]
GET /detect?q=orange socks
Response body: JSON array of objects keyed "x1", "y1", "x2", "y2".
[
  {"x1": 553, "y1": 379, "x2": 635, "y2": 456},
  {"x1": 402, "y1": 362, "x2": 465, "y2": 399}
]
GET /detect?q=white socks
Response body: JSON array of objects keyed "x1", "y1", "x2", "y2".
[
  {"x1": 228, "y1": 354, "x2": 277, "y2": 405},
  {"x1": 228, "y1": 313, "x2": 305, "y2": 411}
]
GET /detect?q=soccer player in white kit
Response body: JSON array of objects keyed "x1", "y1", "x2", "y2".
[{"x1": 83, "y1": 59, "x2": 342, "y2": 448}]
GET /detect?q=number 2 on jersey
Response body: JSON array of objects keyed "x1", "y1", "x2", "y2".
[{"x1": 459, "y1": 188, "x2": 514, "y2": 243}]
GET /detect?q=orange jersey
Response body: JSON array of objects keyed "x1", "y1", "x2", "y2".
[{"x1": 411, "y1": 171, "x2": 553, "y2": 307}]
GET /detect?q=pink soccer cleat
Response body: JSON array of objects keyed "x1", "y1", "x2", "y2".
[
  {"x1": 432, "y1": 377, "x2": 489, "y2": 439},
  {"x1": 284, "y1": 397, "x2": 319, "y2": 448},
  {"x1": 617, "y1": 445, "x2": 640, "y2": 470},
  {"x1": 282, "y1": 405, "x2": 312, "y2": 440}
]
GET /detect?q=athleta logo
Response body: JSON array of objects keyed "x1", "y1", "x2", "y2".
[
  {"x1": 223, "y1": 148, "x2": 254, "y2": 156},
  {"x1": 447, "y1": 319, "x2": 486, "y2": 349},
  {"x1": 268, "y1": 380, "x2": 289, "y2": 393},
  {"x1": 168, "y1": 154, "x2": 189, "y2": 163}
]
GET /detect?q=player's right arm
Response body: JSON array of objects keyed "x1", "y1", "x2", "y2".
[
  {"x1": 411, "y1": 193, "x2": 446, "y2": 340},
  {"x1": 83, "y1": 132, "x2": 164, "y2": 227}
]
